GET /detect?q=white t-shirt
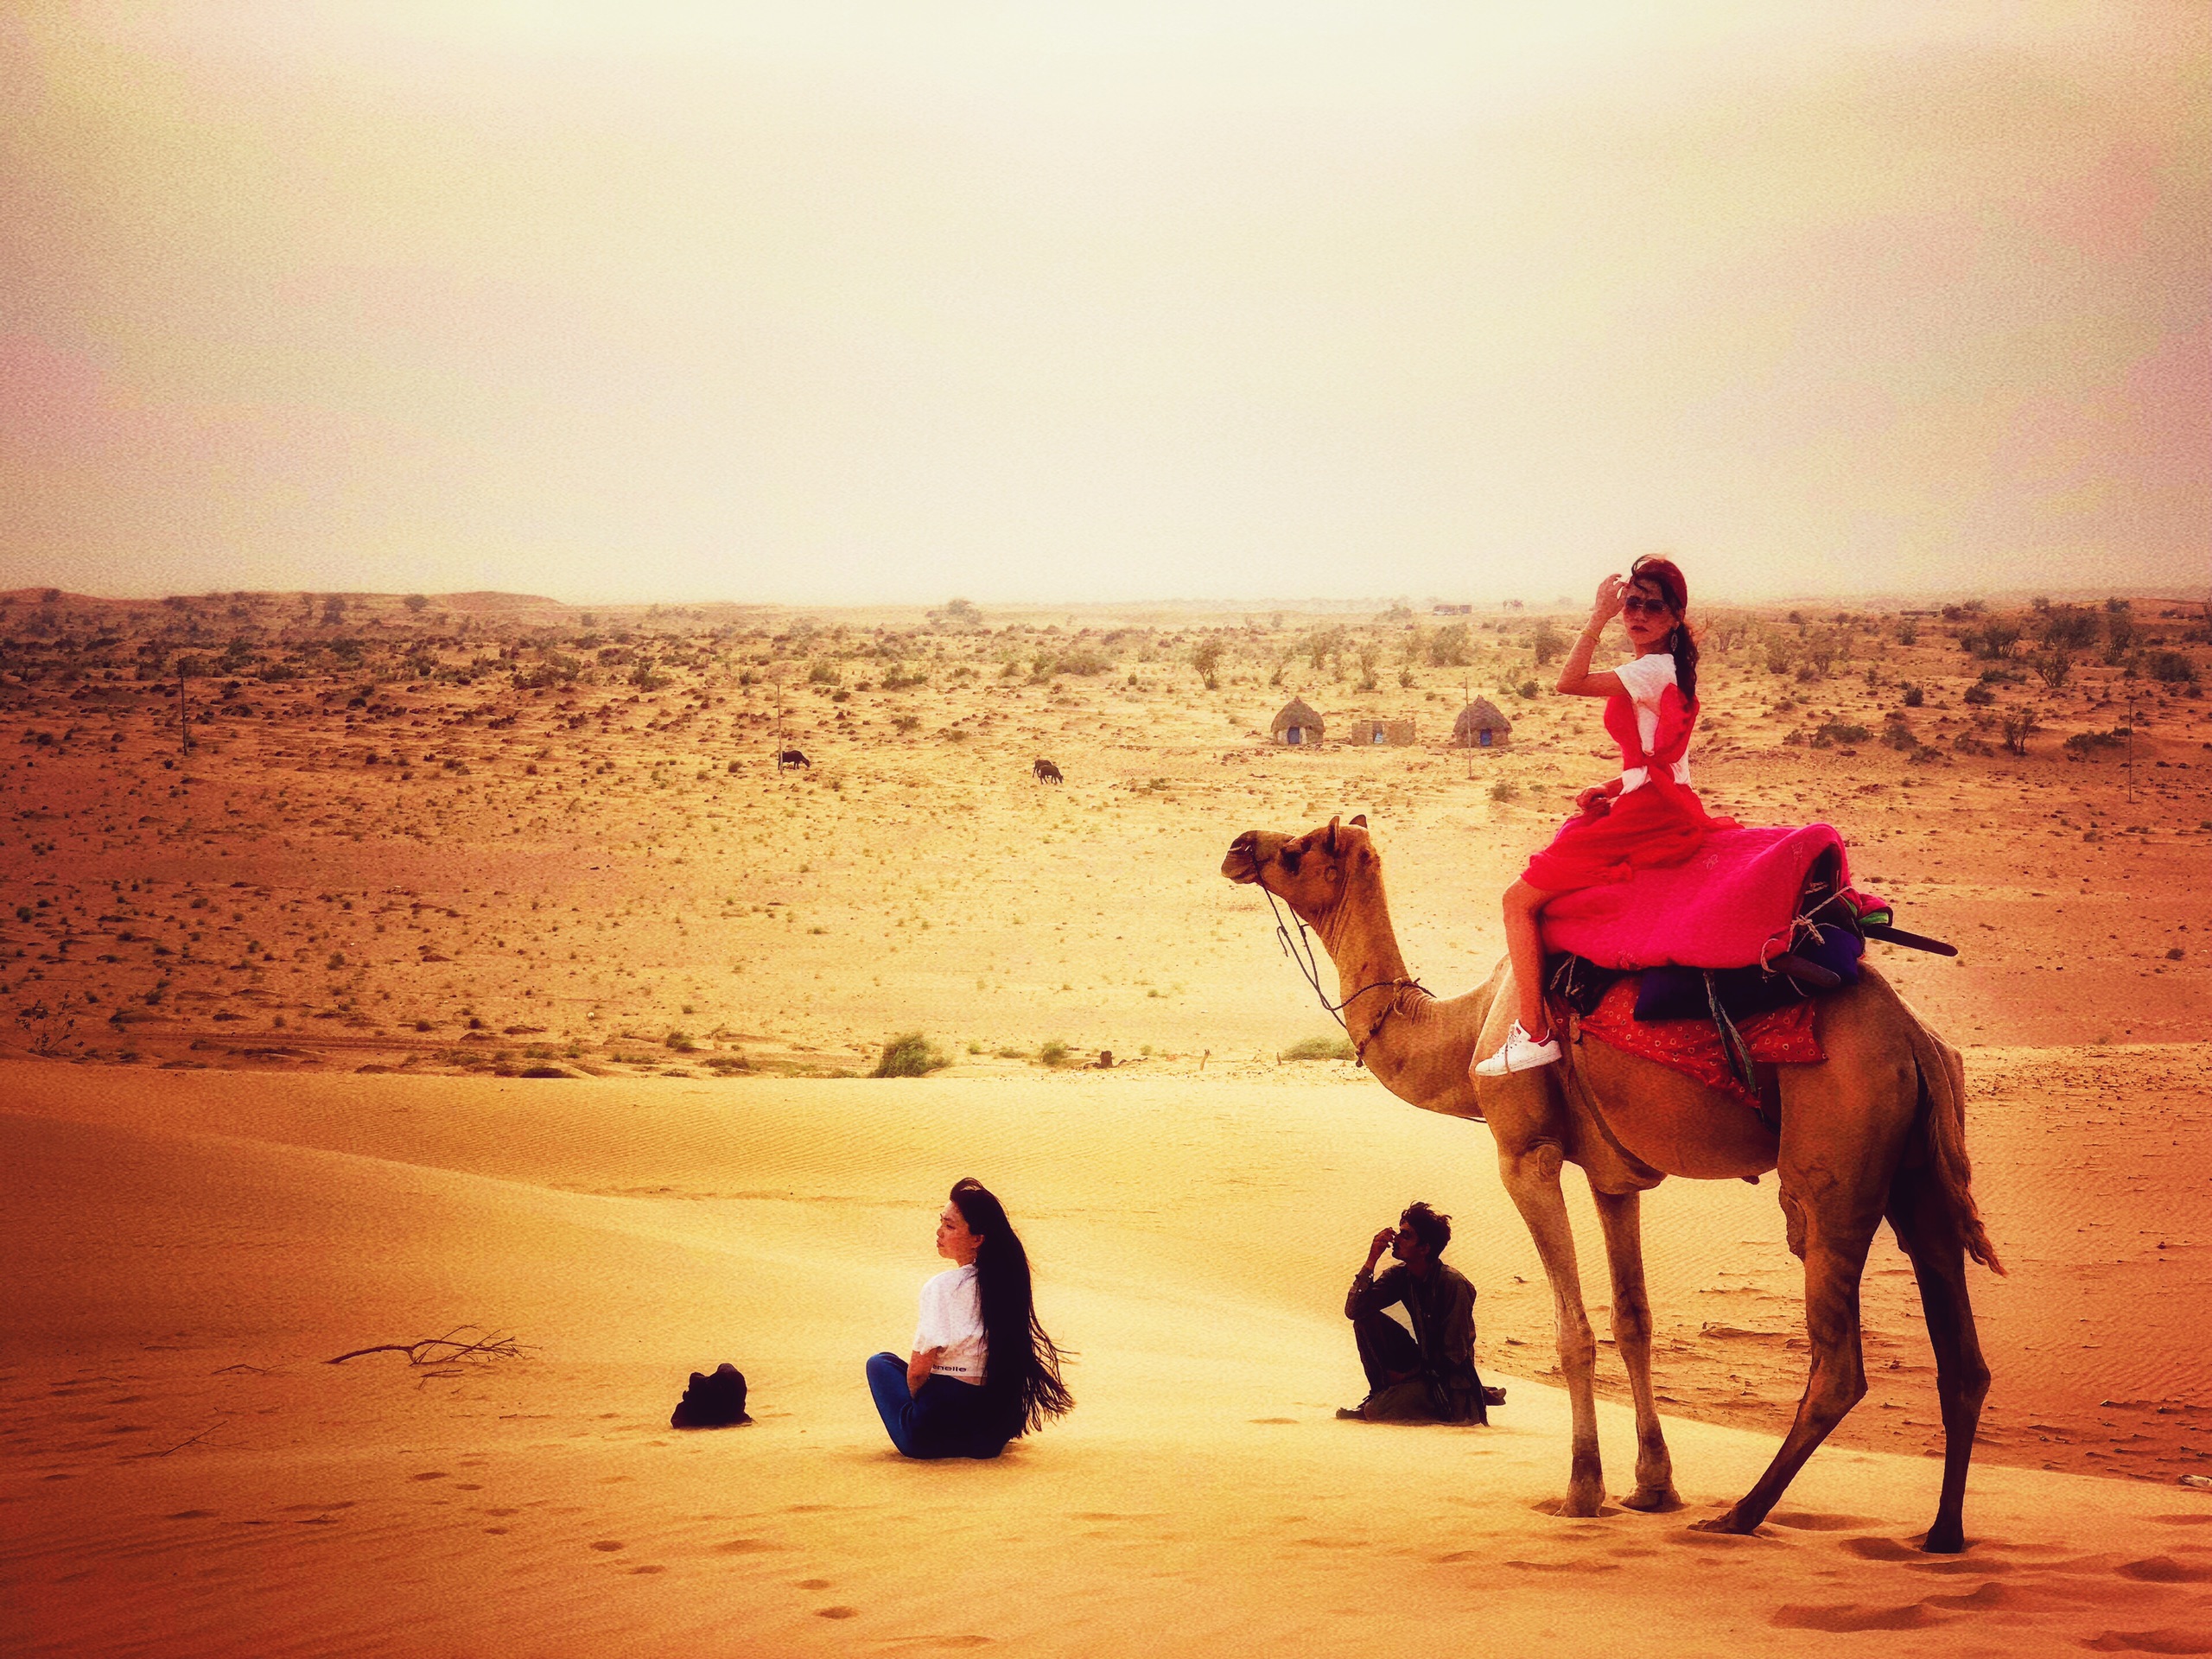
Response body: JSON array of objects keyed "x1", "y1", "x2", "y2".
[
  {"x1": 1611, "y1": 652, "x2": 1692, "y2": 796},
  {"x1": 913, "y1": 1263, "x2": 988, "y2": 1385}
]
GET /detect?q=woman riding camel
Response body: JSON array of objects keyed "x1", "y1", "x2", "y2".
[
  {"x1": 866, "y1": 1178, "x2": 1075, "y2": 1459},
  {"x1": 1475, "y1": 556, "x2": 1736, "y2": 1077}
]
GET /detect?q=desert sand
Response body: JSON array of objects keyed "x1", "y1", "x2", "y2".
[{"x1": 5, "y1": 588, "x2": 2212, "y2": 1654}]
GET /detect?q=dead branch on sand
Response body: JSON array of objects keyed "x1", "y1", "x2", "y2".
[{"x1": 326, "y1": 1325, "x2": 530, "y2": 1369}]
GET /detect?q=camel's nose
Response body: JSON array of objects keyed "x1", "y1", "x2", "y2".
[{"x1": 1222, "y1": 831, "x2": 1262, "y2": 882}]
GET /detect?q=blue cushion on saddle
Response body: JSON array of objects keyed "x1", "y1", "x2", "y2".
[{"x1": 1631, "y1": 922, "x2": 1865, "y2": 1024}]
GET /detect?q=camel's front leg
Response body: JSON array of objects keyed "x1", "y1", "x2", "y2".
[
  {"x1": 1591, "y1": 1189, "x2": 1680, "y2": 1512},
  {"x1": 1497, "y1": 1138, "x2": 1604, "y2": 1516}
]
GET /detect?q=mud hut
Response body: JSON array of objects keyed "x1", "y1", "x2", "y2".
[
  {"x1": 1347, "y1": 717, "x2": 1416, "y2": 747},
  {"x1": 1452, "y1": 697, "x2": 1512, "y2": 749},
  {"x1": 1269, "y1": 697, "x2": 1325, "y2": 747}
]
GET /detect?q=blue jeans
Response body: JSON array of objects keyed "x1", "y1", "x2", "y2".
[{"x1": 866, "y1": 1352, "x2": 1010, "y2": 1460}]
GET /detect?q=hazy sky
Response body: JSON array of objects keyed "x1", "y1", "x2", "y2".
[{"x1": 3, "y1": 3, "x2": 2205, "y2": 606}]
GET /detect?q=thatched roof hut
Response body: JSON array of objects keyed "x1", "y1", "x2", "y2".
[
  {"x1": 1347, "y1": 717, "x2": 1416, "y2": 747},
  {"x1": 1452, "y1": 697, "x2": 1513, "y2": 748},
  {"x1": 1269, "y1": 697, "x2": 1325, "y2": 746}
]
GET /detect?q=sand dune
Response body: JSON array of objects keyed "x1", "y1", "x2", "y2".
[
  {"x1": 9, "y1": 1062, "x2": 2212, "y2": 1657},
  {"x1": 5, "y1": 589, "x2": 2211, "y2": 1652}
]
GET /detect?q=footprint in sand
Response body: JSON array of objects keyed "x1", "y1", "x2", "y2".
[
  {"x1": 630, "y1": 1565, "x2": 665, "y2": 1574},
  {"x1": 1248, "y1": 1417, "x2": 1296, "y2": 1424},
  {"x1": 795, "y1": 1579, "x2": 833, "y2": 1590},
  {"x1": 817, "y1": 1606, "x2": 859, "y2": 1619},
  {"x1": 589, "y1": 1540, "x2": 625, "y2": 1552},
  {"x1": 2083, "y1": 1631, "x2": 2212, "y2": 1655},
  {"x1": 1767, "y1": 1510, "x2": 1881, "y2": 1532},
  {"x1": 2120, "y1": 1557, "x2": 2212, "y2": 1584},
  {"x1": 410, "y1": 1471, "x2": 448, "y2": 1481},
  {"x1": 1838, "y1": 1535, "x2": 1922, "y2": 1563},
  {"x1": 1771, "y1": 1601, "x2": 1942, "y2": 1632}
]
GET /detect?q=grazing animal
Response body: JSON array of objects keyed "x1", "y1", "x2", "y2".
[
  {"x1": 1033, "y1": 758, "x2": 1064, "y2": 785},
  {"x1": 1223, "y1": 815, "x2": 1998, "y2": 1553},
  {"x1": 777, "y1": 748, "x2": 810, "y2": 770}
]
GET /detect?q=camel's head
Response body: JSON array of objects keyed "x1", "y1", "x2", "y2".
[{"x1": 1221, "y1": 815, "x2": 1375, "y2": 925}]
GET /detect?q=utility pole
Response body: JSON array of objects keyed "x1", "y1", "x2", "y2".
[
  {"x1": 177, "y1": 665, "x2": 194, "y2": 754},
  {"x1": 2126, "y1": 689, "x2": 2137, "y2": 805}
]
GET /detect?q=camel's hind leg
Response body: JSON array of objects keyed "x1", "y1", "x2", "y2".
[
  {"x1": 1696, "y1": 1052, "x2": 1913, "y2": 1536},
  {"x1": 1591, "y1": 1189, "x2": 1680, "y2": 1511},
  {"x1": 1497, "y1": 1140, "x2": 1605, "y2": 1516},
  {"x1": 1886, "y1": 1163, "x2": 1990, "y2": 1553}
]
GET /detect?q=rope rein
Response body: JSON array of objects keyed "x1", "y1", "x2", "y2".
[{"x1": 1257, "y1": 877, "x2": 1428, "y2": 1068}]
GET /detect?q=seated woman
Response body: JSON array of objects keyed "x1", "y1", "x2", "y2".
[{"x1": 866, "y1": 1178, "x2": 1074, "y2": 1459}]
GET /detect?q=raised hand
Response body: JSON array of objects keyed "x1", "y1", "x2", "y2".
[{"x1": 1592, "y1": 573, "x2": 1626, "y2": 626}]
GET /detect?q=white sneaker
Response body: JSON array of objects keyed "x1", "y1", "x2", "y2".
[{"x1": 1473, "y1": 1020, "x2": 1561, "y2": 1077}]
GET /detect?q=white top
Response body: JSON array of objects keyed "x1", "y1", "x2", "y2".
[
  {"x1": 913, "y1": 1263, "x2": 988, "y2": 1385},
  {"x1": 1611, "y1": 652, "x2": 1692, "y2": 796}
]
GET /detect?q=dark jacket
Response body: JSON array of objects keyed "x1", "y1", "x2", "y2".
[{"x1": 1346, "y1": 1260, "x2": 1482, "y2": 1423}]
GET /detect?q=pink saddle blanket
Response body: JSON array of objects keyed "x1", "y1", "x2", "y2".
[{"x1": 1538, "y1": 823, "x2": 1856, "y2": 971}]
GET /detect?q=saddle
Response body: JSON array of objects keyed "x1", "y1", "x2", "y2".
[{"x1": 1547, "y1": 846, "x2": 1952, "y2": 1101}]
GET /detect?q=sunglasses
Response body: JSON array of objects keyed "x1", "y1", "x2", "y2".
[{"x1": 1620, "y1": 595, "x2": 1672, "y2": 617}]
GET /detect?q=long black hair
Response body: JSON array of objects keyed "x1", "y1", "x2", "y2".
[
  {"x1": 1628, "y1": 553, "x2": 1699, "y2": 703},
  {"x1": 950, "y1": 1176, "x2": 1074, "y2": 1436}
]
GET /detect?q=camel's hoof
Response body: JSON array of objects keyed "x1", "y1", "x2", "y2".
[
  {"x1": 1920, "y1": 1524, "x2": 1966, "y2": 1555},
  {"x1": 1619, "y1": 1485, "x2": 1684, "y2": 1514},
  {"x1": 1688, "y1": 1508, "x2": 1758, "y2": 1537},
  {"x1": 1558, "y1": 1487, "x2": 1605, "y2": 1520}
]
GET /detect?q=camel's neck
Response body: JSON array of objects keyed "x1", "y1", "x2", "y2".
[{"x1": 1321, "y1": 871, "x2": 1488, "y2": 1118}]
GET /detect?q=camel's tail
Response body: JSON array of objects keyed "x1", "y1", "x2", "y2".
[{"x1": 1903, "y1": 1008, "x2": 2005, "y2": 1276}]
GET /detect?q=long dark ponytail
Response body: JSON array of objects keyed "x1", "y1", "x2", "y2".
[
  {"x1": 949, "y1": 1177, "x2": 1073, "y2": 1436},
  {"x1": 1628, "y1": 553, "x2": 1698, "y2": 704}
]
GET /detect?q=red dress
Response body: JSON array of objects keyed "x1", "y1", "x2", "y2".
[{"x1": 1521, "y1": 682, "x2": 1738, "y2": 893}]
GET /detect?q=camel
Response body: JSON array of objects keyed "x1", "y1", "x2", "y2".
[
  {"x1": 1223, "y1": 816, "x2": 1999, "y2": 1553},
  {"x1": 1033, "y1": 758, "x2": 1064, "y2": 785}
]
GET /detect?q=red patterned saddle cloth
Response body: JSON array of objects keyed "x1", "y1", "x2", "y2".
[{"x1": 1575, "y1": 976, "x2": 1822, "y2": 1109}]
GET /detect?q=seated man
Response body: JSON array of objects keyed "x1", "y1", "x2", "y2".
[{"x1": 1338, "y1": 1202, "x2": 1488, "y2": 1424}]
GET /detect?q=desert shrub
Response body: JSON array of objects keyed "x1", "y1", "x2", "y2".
[
  {"x1": 2031, "y1": 649, "x2": 2074, "y2": 689},
  {"x1": 666, "y1": 1030, "x2": 698, "y2": 1052},
  {"x1": 1281, "y1": 1034, "x2": 1356, "y2": 1062},
  {"x1": 807, "y1": 658, "x2": 841, "y2": 685},
  {"x1": 1882, "y1": 721, "x2": 1916, "y2": 752},
  {"x1": 1897, "y1": 619, "x2": 1919, "y2": 645},
  {"x1": 1192, "y1": 637, "x2": 1225, "y2": 689},
  {"x1": 1814, "y1": 721, "x2": 1871, "y2": 746},
  {"x1": 1962, "y1": 683, "x2": 1994, "y2": 706},
  {"x1": 1529, "y1": 620, "x2": 1566, "y2": 667},
  {"x1": 2063, "y1": 729, "x2": 2126, "y2": 757},
  {"x1": 1999, "y1": 708, "x2": 2040, "y2": 755},
  {"x1": 872, "y1": 1032, "x2": 950, "y2": 1077},
  {"x1": 2041, "y1": 607, "x2": 2098, "y2": 650},
  {"x1": 2145, "y1": 650, "x2": 2198, "y2": 684},
  {"x1": 703, "y1": 1054, "x2": 752, "y2": 1075},
  {"x1": 1517, "y1": 679, "x2": 1539, "y2": 699},
  {"x1": 1973, "y1": 622, "x2": 2022, "y2": 660},
  {"x1": 1901, "y1": 684, "x2": 1923, "y2": 707},
  {"x1": 1487, "y1": 779, "x2": 1520, "y2": 803},
  {"x1": 1034, "y1": 1039, "x2": 1074, "y2": 1069},
  {"x1": 1428, "y1": 622, "x2": 1473, "y2": 668},
  {"x1": 1056, "y1": 646, "x2": 1111, "y2": 677}
]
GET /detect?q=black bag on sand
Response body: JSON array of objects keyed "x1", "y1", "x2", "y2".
[{"x1": 671, "y1": 1363, "x2": 752, "y2": 1428}]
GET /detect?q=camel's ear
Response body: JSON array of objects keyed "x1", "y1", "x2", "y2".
[
  {"x1": 1350, "y1": 814, "x2": 1367, "y2": 828},
  {"x1": 1325, "y1": 816, "x2": 1340, "y2": 854}
]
